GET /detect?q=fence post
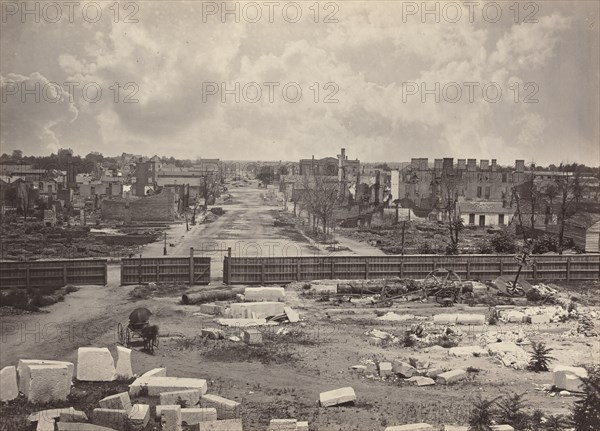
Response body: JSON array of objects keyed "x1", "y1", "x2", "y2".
[
  {"x1": 532, "y1": 262, "x2": 537, "y2": 280},
  {"x1": 499, "y1": 259, "x2": 503, "y2": 276},
  {"x1": 103, "y1": 260, "x2": 107, "y2": 286},
  {"x1": 296, "y1": 261, "x2": 301, "y2": 281},
  {"x1": 566, "y1": 257, "x2": 571, "y2": 281},
  {"x1": 189, "y1": 247, "x2": 195, "y2": 285},
  {"x1": 261, "y1": 263, "x2": 265, "y2": 285},
  {"x1": 63, "y1": 262, "x2": 68, "y2": 286},
  {"x1": 400, "y1": 259, "x2": 404, "y2": 278},
  {"x1": 138, "y1": 254, "x2": 142, "y2": 285},
  {"x1": 120, "y1": 259, "x2": 123, "y2": 286},
  {"x1": 331, "y1": 262, "x2": 335, "y2": 280},
  {"x1": 26, "y1": 263, "x2": 31, "y2": 289},
  {"x1": 365, "y1": 260, "x2": 369, "y2": 279},
  {"x1": 226, "y1": 247, "x2": 232, "y2": 285},
  {"x1": 466, "y1": 259, "x2": 471, "y2": 280}
]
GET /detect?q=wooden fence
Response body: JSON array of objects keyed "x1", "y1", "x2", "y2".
[
  {"x1": 0, "y1": 259, "x2": 108, "y2": 289},
  {"x1": 223, "y1": 254, "x2": 600, "y2": 285},
  {"x1": 121, "y1": 252, "x2": 211, "y2": 285}
]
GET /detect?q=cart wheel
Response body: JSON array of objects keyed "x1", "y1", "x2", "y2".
[{"x1": 506, "y1": 282, "x2": 525, "y2": 297}]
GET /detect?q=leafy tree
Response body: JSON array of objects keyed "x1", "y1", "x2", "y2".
[
  {"x1": 528, "y1": 342, "x2": 555, "y2": 372},
  {"x1": 12, "y1": 149, "x2": 23, "y2": 159},
  {"x1": 572, "y1": 365, "x2": 600, "y2": 431}
]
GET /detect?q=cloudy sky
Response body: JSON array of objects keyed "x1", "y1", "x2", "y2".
[{"x1": 1, "y1": 1, "x2": 598, "y2": 165}]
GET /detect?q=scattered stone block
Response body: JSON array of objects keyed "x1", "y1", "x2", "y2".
[
  {"x1": 0, "y1": 366, "x2": 18, "y2": 401},
  {"x1": 553, "y1": 365, "x2": 588, "y2": 392},
  {"x1": 59, "y1": 409, "x2": 88, "y2": 423},
  {"x1": 449, "y1": 346, "x2": 488, "y2": 357},
  {"x1": 407, "y1": 376, "x2": 435, "y2": 386},
  {"x1": 160, "y1": 389, "x2": 200, "y2": 407},
  {"x1": 487, "y1": 342, "x2": 529, "y2": 370},
  {"x1": 115, "y1": 346, "x2": 133, "y2": 379},
  {"x1": 384, "y1": 424, "x2": 434, "y2": 431},
  {"x1": 36, "y1": 417, "x2": 55, "y2": 431},
  {"x1": 201, "y1": 328, "x2": 225, "y2": 340},
  {"x1": 195, "y1": 419, "x2": 243, "y2": 430},
  {"x1": 201, "y1": 394, "x2": 241, "y2": 419},
  {"x1": 369, "y1": 337, "x2": 383, "y2": 346},
  {"x1": 160, "y1": 405, "x2": 182, "y2": 431},
  {"x1": 297, "y1": 421, "x2": 309, "y2": 431},
  {"x1": 93, "y1": 408, "x2": 128, "y2": 431},
  {"x1": 284, "y1": 307, "x2": 300, "y2": 323},
  {"x1": 181, "y1": 407, "x2": 217, "y2": 424},
  {"x1": 443, "y1": 427, "x2": 469, "y2": 431},
  {"x1": 433, "y1": 314, "x2": 485, "y2": 325},
  {"x1": 77, "y1": 347, "x2": 116, "y2": 382},
  {"x1": 229, "y1": 302, "x2": 285, "y2": 318},
  {"x1": 506, "y1": 311, "x2": 525, "y2": 323},
  {"x1": 199, "y1": 304, "x2": 224, "y2": 315},
  {"x1": 141, "y1": 367, "x2": 167, "y2": 379},
  {"x1": 379, "y1": 362, "x2": 393, "y2": 377},
  {"x1": 242, "y1": 328, "x2": 263, "y2": 345},
  {"x1": 128, "y1": 404, "x2": 150, "y2": 431},
  {"x1": 319, "y1": 387, "x2": 356, "y2": 407},
  {"x1": 99, "y1": 392, "x2": 132, "y2": 412},
  {"x1": 392, "y1": 360, "x2": 417, "y2": 377},
  {"x1": 129, "y1": 376, "x2": 208, "y2": 397},
  {"x1": 58, "y1": 423, "x2": 118, "y2": 430},
  {"x1": 491, "y1": 425, "x2": 514, "y2": 431},
  {"x1": 268, "y1": 418, "x2": 297, "y2": 430},
  {"x1": 530, "y1": 314, "x2": 551, "y2": 324},
  {"x1": 18, "y1": 359, "x2": 74, "y2": 394},
  {"x1": 217, "y1": 318, "x2": 267, "y2": 327},
  {"x1": 350, "y1": 365, "x2": 367, "y2": 373},
  {"x1": 25, "y1": 364, "x2": 71, "y2": 403},
  {"x1": 244, "y1": 287, "x2": 285, "y2": 302},
  {"x1": 559, "y1": 390, "x2": 571, "y2": 397},
  {"x1": 437, "y1": 369, "x2": 467, "y2": 384},
  {"x1": 425, "y1": 368, "x2": 445, "y2": 378},
  {"x1": 29, "y1": 408, "x2": 82, "y2": 423}
]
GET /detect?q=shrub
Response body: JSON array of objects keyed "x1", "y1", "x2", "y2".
[
  {"x1": 543, "y1": 414, "x2": 571, "y2": 431},
  {"x1": 489, "y1": 228, "x2": 517, "y2": 253},
  {"x1": 468, "y1": 397, "x2": 497, "y2": 430},
  {"x1": 417, "y1": 242, "x2": 434, "y2": 254},
  {"x1": 572, "y1": 365, "x2": 600, "y2": 431},
  {"x1": 528, "y1": 342, "x2": 555, "y2": 372},
  {"x1": 532, "y1": 235, "x2": 559, "y2": 254}
]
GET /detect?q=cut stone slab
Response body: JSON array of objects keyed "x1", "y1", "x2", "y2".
[
  {"x1": 297, "y1": 422, "x2": 309, "y2": 431},
  {"x1": 201, "y1": 394, "x2": 241, "y2": 419},
  {"x1": 128, "y1": 404, "x2": 150, "y2": 431},
  {"x1": 160, "y1": 389, "x2": 201, "y2": 407},
  {"x1": 433, "y1": 314, "x2": 485, "y2": 325},
  {"x1": 486, "y1": 342, "x2": 529, "y2": 370},
  {"x1": 392, "y1": 360, "x2": 417, "y2": 377},
  {"x1": 407, "y1": 376, "x2": 435, "y2": 386},
  {"x1": 129, "y1": 376, "x2": 208, "y2": 397},
  {"x1": 442, "y1": 427, "x2": 469, "y2": 431},
  {"x1": 18, "y1": 359, "x2": 74, "y2": 394},
  {"x1": 0, "y1": 366, "x2": 18, "y2": 401},
  {"x1": 59, "y1": 409, "x2": 88, "y2": 423},
  {"x1": 217, "y1": 318, "x2": 267, "y2": 327},
  {"x1": 141, "y1": 367, "x2": 167, "y2": 379},
  {"x1": 244, "y1": 287, "x2": 285, "y2": 302},
  {"x1": 195, "y1": 419, "x2": 243, "y2": 430},
  {"x1": 36, "y1": 417, "x2": 55, "y2": 431},
  {"x1": 425, "y1": 368, "x2": 445, "y2": 378},
  {"x1": 350, "y1": 365, "x2": 367, "y2": 373},
  {"x1": 229, "y1": 302, "x2": 285, "y2": 318},
  {"x1": 201, "y1": 328, "x2": 225, "y2": 340},
  {"x1": 181, "y1": 407, "x2": 217, "y2": 424},
  {"x1": 449, "y1": 346, "x2": 488, "y2": 357},
  {"x1": 553, "y1": 365, "x2": 588, "y2": 392},
  {"x1": 530, "y1": 314, "x2": 551, "y2": 324},
  {"x1": 25, "y1": 364, "x2": 71, "y2": 403},
  {"x1": 29, "y1": 408, "x2": 84, "y2": 423},
  {"x1": 77, "y1": 347, "x2": 116, "y2": 382},
  {"x1": 437, "y1": 369, "x2": 467, "y2": 384},
  {"x1": 99, "y1": 392, "x2": 132, "y2": 412},
  {"x1": 268, "y1": 418, "x2": 297, "y2": 430},
  {"x1": 506, "y1": 311, "x2": 525, "y2": 323},
  {"x1": 160, "y1": 405, "x2": 182, "y2": 431},
  {"x1": 385, "y1": 424, "x2": 434, "y2": 431},
  {"x1": 319, "y1": 387, "x2": 356, "y2": 407},
  {"x1": 491, "y1": 426, "x2": 515, "y2": 431},
  {"x1": 115, "y1": 346, "x2": 133, "y2": 379},
  {"x1": 242, "y1": 329, "x2": 263, "y2": 345},
  {"x1": 379, "y1": 362, "x2": 393, "y2": 377},
  {"x1": 284, "y1": 307, "x2": 300, "y2": 323},
  {"x1": 93, "y1": 408, "x2": 127, "y2": 431},
  {"x1": 58, "y1": 424, "x2": 119, "y2": 431},
  {"x1": 199, "y1": 304, "x2": 225, "y2": 315}
]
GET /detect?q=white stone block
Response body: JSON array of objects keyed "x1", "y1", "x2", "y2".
[
  {"x1": 161, "y1": 405, "x2": 182, "y2": 431},
  {"x1": 196, "y1": 419, "x2": 243, "y2": 430},
  {"x1": 141, "y1": 367, "x2": 167, "y2": 378},
  {"x1": 553, "y1": 365, "x2": 588, "y2": 392},
  {"x1": 284, "y1": 307, "x2": 300, "y2": 323},
  {"x1": 128, "y1": 404, "x2": 150, "y2": 431},
  {"x1": 530, "y1": 314, "x2": 551, "y2": 324},
  {"x1": 77, "y1": 347, "x2": 116, "y2": 382},
  {"x1": 297, "y1": 421, "x2": 309, "y2": 431},
  {"x1": 319, "y1": 387, "x2": 356, "y2": 407},
  {"x1": 181, "y1": 407, "x2": 217, "y2": 424},
  {"x1": 59, "y1": 409, "x2": 88, "y2": 423},
  {"x1": 379, "y1": 362, "x2": 393, "y2": 377},
  {"x1": 58, "y1": 423, "x2": 121, "y2": 430},
  {"x1": 244, "y1": 287, "x2": 285, "y2": 301},
  {"x1": 506, "y1": 311, "x2": 525, "y2": 323},
  {"x1": 0, "y1": 366, "x2": 18, "y2": 401},
  {"x1": 437, "y1": 369, "x2": 467, "y2": 384},
  {"x1": 407, "y1": 376, "x2": 435, "y2": 386},
  {"x1": 29, "y1": 408, "x2": 82, "y2": 423},
  {"x1": 25, "y1": 364, "x2": 71, "y2": 403},
  {"x1": 229, "y1": 302, "x2": 285, "y2": 318},
  {"x1": 491, "y1": 426, "x2": 514, "y2": 431},
  {"x1": 93, "y1": 408, "x2": 128, "y2": 431},
  {"x1": 99, "y1": 392, "x2": 132, "y2": 411},
  {"x1": 268, "y1": 418, "x2": 297, "y2": 430},
  {"x1": 115, "y1": 346, "x2": 133, "y2": 379},
  {"x1": 201, "y1": 394, "x2": 241, "y2": 419},
  {"x1": 433, "y1": 314, "x2": 485, "y2": 325},
  {"x1": 160, "y1": 389, "x2": 200, "y2": 407},
  {"x1": 449, "y1": 346, "x2": 488, "y2": 357},
  {"x1": 443, "y1": 426, "x2": 469, "y2": 431},
  {"x1": 18, "y1": 359, "x2": 74, "y2": 394},
  {"x1": 129, "y1": 376, "x2": 208, "y2": 397},
  {"x1": 392, "y1": 360, "x2": 417, "y2": 377},
  {"x1": 385, "y1": 424, "x2": 434, "y2": 431},
  {"x1": 36, "y1": 417, "x2": 55, "y2": 431}
]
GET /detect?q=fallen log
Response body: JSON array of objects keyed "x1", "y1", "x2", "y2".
[
  {"x1": 182, "y1": 288, "x2": 245, "y2": 305},
  {"x1": 336, "y1": 279, "x2": 421, "y2": 295}
]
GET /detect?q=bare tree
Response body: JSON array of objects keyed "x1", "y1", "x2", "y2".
[
  {"x1": 437, "y1": 171, "x2": 463, "y2": 254},
  {"x1": 555, "y1": 166, "x2": 584, "y2": 252},
  {"x1": 301, "y1": 175, "x2": 341, "y2": 240}
]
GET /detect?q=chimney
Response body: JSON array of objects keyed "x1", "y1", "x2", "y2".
[
  {"x1": 434, "y1": 159, "x2": 443, "y2": 171},
  {"x1": 480, "y1": 159, "x2": 489, "y2": 170},
  {"x1": 457, "y1": 159, "x2": 466, "y2": 170},
  {"x1": 515, "y1": 160, "x2": 524, "y2": 172},
  {"x1": 491, "y1": 159, "x2": 498, "y2": 171}
]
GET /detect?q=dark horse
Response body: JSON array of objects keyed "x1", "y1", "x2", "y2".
[{"x1": 140, "y1": 324, "x2": 159, "y2": 354}]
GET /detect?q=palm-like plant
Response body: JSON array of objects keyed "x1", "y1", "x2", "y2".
[
  {"x1": 572, "y1": 365, "x2": 600, "y2": 431},
  {"x1": 496, "y1": 393, "x2": 529, "y2": 430},
  {"x1": 544, "y1": 414, "x2": 571, "y2": 431},
  {"x1": 468, "y1": 397, "x2": 498, "y2": 431},
  {"x1": 528, "y1": 341, "x2": 555, "y2": 372}
]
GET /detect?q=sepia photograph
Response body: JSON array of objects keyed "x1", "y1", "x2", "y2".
[{"x1": 0, "y1": 1, "x2": 599, "y2": 430}]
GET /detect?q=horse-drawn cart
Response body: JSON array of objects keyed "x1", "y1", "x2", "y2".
[{"x1": 117, "y1": 307, "x2": 159, "y2": 353}]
